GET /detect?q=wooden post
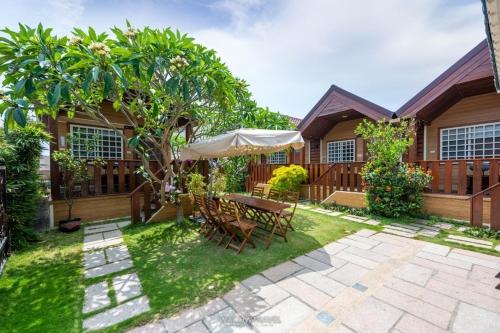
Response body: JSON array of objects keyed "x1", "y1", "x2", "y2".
[
  {"x1": 473, "y1": 160, "x2": 482, "y2": 194},
  {"x1": 118, "y1": 161, "x2": 125, "y2": 193},
  {"x1": 470, "y1": 193, "x2": 483, "y2": 227},
  {"x1": 458, "y1": 161, "x2": 467, "y2": 195},
  {"x1": 94, "y1": 164, "x2": 102, "y2": 195},
  {"x1": 444, "y1": 160, "x2": 452, "y2": 194},
  {"x1": 143, "y1": 182, "x2": 151, "y2": 221},
  {"x1": 131, "y1": 193, "x2": 141, "y2": 223},
  {"x1": 107, "y1": 161, "x2": 114, "y2": 194},
  {"x1": 490, "y1": 186, "x2": 500, "y2": 231}
]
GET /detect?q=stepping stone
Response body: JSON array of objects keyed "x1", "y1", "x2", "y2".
[
  {"x1": 241, "y1": 274, "x2": 289, "y2": 306},
  {"x1": 112, "y1": 273, "x2": 143, "y2": 303},
  {"x1": 277, "y1": 276, "x2": 332, "y2": 309},
  {"x1": 445, "y1": 238, "x2": 492, "y2": 249},
  {"x1": 363, "y1": 219, "x2": 381, "y2": 226},
  {"x1": 84, "y1": 233, "x2": 104, "y2": 244},
  {"x1": 83, "y1": 281, "x2": 111, "y2": 314},
  {"x1": 160, "y1": 298, "x2": 227, "y2": 332},
  {"x1": 85, "y1": 259, "x2": 133, "y2": 279},
  {"x1": 261, "y1": 260, "x2": 303, "y2": 282},
  {"x1": 103, "y1": 229, "x2": 122, "y2": 240},
  {"x1": 354, "y1": 229, "x2": 377, "y2": 238},
  {"x1": 126, "y1": 322, "x2": 167, "y2": 333},
  {"x1": 447, "y1": 235, "x2": 493, "y2": 246},
  {"x1": 410, "y1": 223, "x2": 440, "y2": 232},
  {"x1": 418, "y1": 229, "x2": 439, "y2": 238},
  {"x1": 84, "y1": 251, "x2": 106, "y2": 269},
  {"x1": 457, "y1": 226, "x2": 468, "y2": 232},
  {"x1": 203, "y1": 307, "x2": 253, "y2": 333},
  {"x1": 83, "y1": 237, "x2": 124, "y2": 251},
  {"x1": 496, "y1": 245, "x2": 500, "y2": 252},
  {"x1": 393, "y1": 263, "x2": 433, "y2": 286},
  {"x1": 83, "y1": 296, "x2": 150, "y2": 331},
  {"x1": 84, "y1": 224, "x2": 118, "y2": 235},
  {"x1": 389, "y1": 223, "x2": 421, "y2": 232},
  {"x1": 435, "y1": 222, "x2": 453, "y2": 230},
  {"x1": 342, "y1": 297, "x2": 403, "y2": 333},
  {"x1": 294, "y1": 268, "x2": 346, "y2": 297},
  {"x1": 341, "y1": 215, "x2": 368, "y2": 223},
  {"x1": 452, "y1": 302, "x2": 500, "y2": 333},
  {"x1": 382, "y1": 227, "x2": 416, "y2": 238},
  {"x1": 422, "y1": 243, "x2": 450, "y2": 256},
  {"x1": 292, "y1": 255, "x2": 335, "y2": 274},
  {"x1": 178, "y1": 321, "x2": 208, "y2": 332},
  {"x1": 117, "y1": 220, "x2": 131, "y2": 228},
  {"x1": 106, "y1": 245, "x2": 131, "y2": 263},
  {"x1": 326, "y1": 211, "x2": 343, "y2": 217},
  {"x1": 252, "y1": 296, "x2": 313, "y2": 333},
  {"x1": 328, "y1": 263, "x2": 370, "y2": 286},
  {"x1": 314, "y1": 208, "x2": 332, "y2": 214},
  {"x1": 223, "y1": 283, "x2": 269, "y2": 318}
]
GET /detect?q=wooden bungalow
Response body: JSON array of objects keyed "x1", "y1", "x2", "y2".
[{"x1": 250, "y1": 40, "x2": 500, "y2": 228}]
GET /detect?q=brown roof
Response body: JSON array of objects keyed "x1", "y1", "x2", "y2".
[
  {"x1": 397, "y1": 39, "x2": 495, "y2": 121},
  {"x1": 287, "y1": 115, "x2": 302, "y2": 126},
  {"x1": 298, "y1": 85, "x2": 393, "y2": 139}
]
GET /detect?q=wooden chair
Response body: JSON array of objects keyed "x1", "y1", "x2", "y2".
[
  {"x1": 279, "y1": 191, "x2": 300, "y2": 231},
  {"x1": 267, "y1": 188, "x2": 283, "y2": 202},
  {"x1": 201, "y1": 196, "x2": 227, "y2": 246},
  {"x1": 218, "y1": 199, "x2": 257, "y2": 254},
  {"x1": 192, "y1": 193, "x2": 209, "y2": 235},
  {"x1": 251, "y1": 185, "x2": 265, "y2": 198}
]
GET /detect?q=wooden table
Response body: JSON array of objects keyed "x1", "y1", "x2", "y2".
[{"x1": 223, "y1": 194, "x2": 290, "y2": 249}]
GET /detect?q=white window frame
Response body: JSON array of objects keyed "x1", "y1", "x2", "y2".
[
  {"x1": 327, "y1": 139, "x2": 355, "y2": 163},
  {"x1": 70, "y1": 124, "x2": 123, "y2": 160},
  {"x1": 268, "y1": 151, "x2": 287, "y2": 164},
  {"x1": 440, "y1": 122, "x2": 500, "y2": 160}
]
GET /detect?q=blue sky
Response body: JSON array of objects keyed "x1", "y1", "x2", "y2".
[{"x1": 0, "y1": 0, "x2": 487, "y2": 119}]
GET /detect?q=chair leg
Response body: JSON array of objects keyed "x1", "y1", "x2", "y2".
[
  {"x1": 225, "y1": 232, "x2": 236, "y2": 249},
  {"x1": 237, "y1": 238, "x2": 247, "y2": 254}
]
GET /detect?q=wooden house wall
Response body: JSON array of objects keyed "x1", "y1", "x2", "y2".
[{"x1": 320, "y1": 118, "x2": 366, "y2": 162}]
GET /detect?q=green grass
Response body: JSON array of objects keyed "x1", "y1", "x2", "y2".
[
  {"x1": 106, "y1": 208, "x2": 368, "y2": 331},
  {"x1": 0, "y1": 229, "x2": 84, "y2": 333}
]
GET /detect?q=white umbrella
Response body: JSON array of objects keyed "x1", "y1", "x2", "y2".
[{"x1": 180, "y1": 128, "x2": 305, "y2": 160}]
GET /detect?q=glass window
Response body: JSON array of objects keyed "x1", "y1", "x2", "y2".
[
  {"x1": 440, "y1": 122, "x2": 500, "y2": 159},
  {"x1": 327, "y1": 139, "x2": 355, "y2": 163},
  {"x1": 70, "y1": 125, "x2": 123, "y2": 159},
  {"x1": 268, "y1": 151, "x2": 287, "y2": 164}
]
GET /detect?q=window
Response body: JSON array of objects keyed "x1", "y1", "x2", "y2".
[
  {"x1": 70, "y1": 125, "x2": 123, "y2": 159},
  {"x1": 327, "y1": 139, "x2": 355, "y2": 163},
  {"x1": 268, "y1": 151, "x2": 287, "y2": 164},
  {"x1": 440, "y1": 122, "x2": 500, "y2": 160}
]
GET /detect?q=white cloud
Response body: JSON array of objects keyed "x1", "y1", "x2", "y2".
[{"x1": 194, "y1": 0, "x2": 485, "y2": 117}]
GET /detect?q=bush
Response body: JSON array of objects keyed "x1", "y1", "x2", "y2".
[
  {"x1": 207, "y1": 168, "x2": 227, "y2": 197},
  {"x1": 186, "y1": 172, "x2": 206, "y2": 196},
  {"x1": 268, "y1": 164, "x2": 308, "y2": 192},
  {"x1": 0, "y1": 123, "x2": 51, "y2": 248},
  {"x1": 221, "y1": 156, "x2": 248, "y2": 193},
  {"x1": 355, "y1": 119, "x2": 432, "y2": 217}
]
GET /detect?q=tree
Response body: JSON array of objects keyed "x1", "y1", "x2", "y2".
[
  {"x1": 355, "y1": 119, "x2": 432, "y2": 217},
  {"x1": 0, "y1": 122, "x2": 51, "y2": 248},
  {"x1": 0, "y1": 23, "x2": 291, "y2": 211}
]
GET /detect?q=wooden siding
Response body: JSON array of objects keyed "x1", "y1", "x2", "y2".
[
  {"x1": 426, "y1": 92, "x2": 500, "y2": 160},
  {"x1": 321, "y1": 118, "x2": 366, "y2": 162},
  {"x1": 309, "y1": 139, "x2": 320, "y2": 163}
]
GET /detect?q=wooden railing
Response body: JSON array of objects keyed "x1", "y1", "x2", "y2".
[
  {"x1": 51, "y1": 159, "x2": 159, "y2": 200},
  {"x1": 470, "y1": 182, "x2": 500, "y2": 231},
  {"x1": 417, "y1": 159, "x2": 500, "y2": 195},
  {"x1": 310, "y1": 163, "x2": 365, "y2": 202},
  {"x1": 246, "y1": 163, "x2": 331, "y2": 191},
  {"x1": 130, "y1": 160, "x2": 209, "y2": 224}
]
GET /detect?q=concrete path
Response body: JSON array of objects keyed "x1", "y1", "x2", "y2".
[
  {"x1": 81, "y1": 220, "x2": 151, "y2": 331},
  {"x1": 128, "y1": 229, "x2": 500, "y2": 333}
]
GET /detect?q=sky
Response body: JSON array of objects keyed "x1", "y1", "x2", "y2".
[{"x1": 0, "y1": 0, "x2": 487, "y2": 119}]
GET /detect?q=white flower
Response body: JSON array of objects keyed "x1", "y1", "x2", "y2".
[
  {"x1": 69, "y1": 36, "x2": 83, "y2": 45},
  {"x1": 89, "y1": 42, "x2": 111, "y2": 57},
  {"x1": 124, "y1": 27, "x2": 138, "y2": 39},
  {"x1": 170, "y1": 55, "x2": 189, "y2": 71}
]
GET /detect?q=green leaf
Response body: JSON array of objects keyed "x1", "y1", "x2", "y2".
[
  {"x1": 82, "y1": 72, "x2": 92, "y2": 95},
  {"x1": 91, "y1": 66, "x2": 100, "y2": 82},
  {"x1": 3, "y1": 107, "x2": 13, "y2": 133},
  {"x1": 13, "y1": 108, "x2": 26, "y2": 127},
  {"x1": 14, "y1": 78, "x2": 26, "y2": 94},
  {"x1": 182, "y1": 81, "x2": 190, "y2": 101},
  {"x1": 111, "y1": 63, "x2": 127, "y2": 87},
  {"x1": 165, "y1": 76, "x2": 180, "y2": 95},
  {"x1": 103, "y1": 72, "x2": 113, "y2": 97},
  {"x1": 25, "y1": 78, "x2": 35, "y2": 95},
  {"x1": 61, "y1": 84, "x2": 71, "y2": 102},
  {"x1": 15, "y1": 99, "x2": 28, "y2": 108},
  {"x1": 47, "y1": 82, "x2": 61, "y2": 107},
  {"x1": 128, "y1": 136, "x2": 140, "y2": 149}
]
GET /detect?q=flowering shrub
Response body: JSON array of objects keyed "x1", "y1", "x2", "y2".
[
  {"x1": 355, "y1": 119, "x2": 432, "y2": 217},
  {"x1": 268, "y1": 164, "x2": 308, "y2": 192}
]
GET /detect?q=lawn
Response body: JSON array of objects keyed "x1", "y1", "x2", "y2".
[{"x1": 0, "y1": 229, "x2": 84, "y2": 333}]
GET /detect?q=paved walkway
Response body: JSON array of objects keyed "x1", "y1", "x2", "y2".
[
  {"x1": 128, "y1": 229, "x2": 500, "y2": 333},
  {"x1": 82, "y1": 221, "x2": 150, "y2": 331}
]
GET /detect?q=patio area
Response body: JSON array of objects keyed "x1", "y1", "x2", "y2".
[{"x1": 129, "y1": 229, "x2": 500, "y2": 333}]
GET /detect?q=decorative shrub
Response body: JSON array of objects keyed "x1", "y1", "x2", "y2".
[
  {"x1": 268, "y1": 164, "x2": 308, "y2": 192},
  {"x1": 0, "y1": 123, "x2": 51, "y2": 249},
  {"x1": 355, "y1": 119, "x2": 432, "y2": 217},
  {"x1": 207, "y1": 168, "x2": 227, "y2": 197},
  {"x1": 186, "y1": 172, "x2": 206, "y2": 196}
]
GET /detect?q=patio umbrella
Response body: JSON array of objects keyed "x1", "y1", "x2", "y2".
[{"x1": 180, "y1": 128, "x2": 305, "y2": 160}]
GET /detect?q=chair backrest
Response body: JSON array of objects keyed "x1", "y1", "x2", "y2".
[
  {"x1": 251, "y1": 185, "x2": 265, "y2": 198},
  {"x1": 283, "y1": 191, "x2": 299, "y2": 213},
  {"x1": 267, "y1": 188, "x2": 283, "y2": 202},
  {"x1": 193, "y1": 193, "x2": 204, "y2": 209}
]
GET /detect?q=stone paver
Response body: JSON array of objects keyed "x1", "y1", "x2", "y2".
[
  {"x1": 83, "y1": 281, "x2": 111, "y2": 314},
  {"x1": 326, "y1": 211, "x2": 343, "y2": 216},
  {"x1": 126, "y1": 322, "x2": 166, "y2": 333},
  {"x1": 447, "y1": 235, "x2": 493, "y2": 246},
  {"x1": 382, "y1": 225, "x2": 417, "y2": 238},
  {"x1": 447, "y1": 251, "x2": 500, "y2": 270},
  {"x1": 393, "y1": 263, "x2": 433, "y2": 286},
  {"x1": 203, "y1": 306, "x2": 253, "y2": 333},
  {"x1": 83, "y1": 296, "x2": 150, "y2": 331},
  {"x1": 160, "y1": 298, "x2": 227, "y2": 332},
  {"x1": 106, "y1": 245, "x2": 131, "y2": 262},
  {"x1": 85, "y1": 258, "x2": 134, "y2": 279},
  {"x1": 113, "y1": 273, "x2": 143, "y2": 303},
  {"x1": 292, "y1": 255, "x2": 335, "y2": 274},
  {"x1": 84, "y1": 251, "x2": 106, "y2": 269},
  {"x1": 411, "y1": 257, "x2": 469, "y2": 278},
  {"x1": 340, "y1": 215, "x2": 368, "y2": 223},
  {"x1": 321, "y1": 242, "x2": 348, "y2": 255},
  {"x1": 103, "y1": 229, "x2": 123, "y2": 240},
  {"x1": 337, "y1": 237, "x2": 373, "y2": 250},
  {"x1": 334, "y1": 251, "x2": 379, "y2": 269},
  {"x1": 117, "y1": 220, "x2": 131, "y2": 228},
  {"x1": 328, "y1": 263, "x2": 370, "y2": 286},
  {"x1": 253, "y1": 297, "x2": 313, "y2": 333},
  {"x1": 372, "y1": 242, "x2": 404, "y2": 257},
  {"x1": 277, "y1": 276, "x2": 331, "y2": 309},
  {"x1": 445, "y1": 238, "x2": 492, "y2": 249},
  {"x1": 223, "y1": 283, "x2": 269, "y2": 318},
  {"x1": 452, "y1": 302, "x2": 500, "y2": 333},
  {"x1": 416, "y1": 251, "x2": 472, "y2": 270},
  {"x1": 83, "y1": 237, "x2": 124, "y2": 251},
  {"x1": 294, "y1": 268, "x2": 346, "y2": 297},
  {"x1": 179, "y1": 321, "x2": 209, "y2": 333},
  {"x1": 241, "y1": 274, "x2": 289, "y2": 306},
  {"x1": 395, "y1": 313, "x2": 448, "y2": 333},
  {"x1": 422, "y1": 243, "x2": 450, "y2": 256},
  {"x1": 84, "y1": 233, "x2": 104, "y2": 243},
  {"x1": 261, "y1": 260, "x2": 303, "y2": 282},
  {"x1": 344, "y1": 246, "x2": 388, "y2": 263},
  {"x1": 342, "y1": 297, "x2": 403, "y2": 333},
  {"x1": 354, "y1": 229, "x2": 377, "y2": 237},
  {"x1": 84, "y1": 224, "x2": 119, "y2": 234}
]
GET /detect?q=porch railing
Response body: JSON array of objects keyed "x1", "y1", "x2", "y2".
[
  {"x1": 51, "y1": 159, "x2": 159, "y2": 200},
  {"x1": 310, "y1": 163, "x2": 365, "y2": 202},
  {"x1": 417, "y1": 159, "x2": 500, "y2": 195}
]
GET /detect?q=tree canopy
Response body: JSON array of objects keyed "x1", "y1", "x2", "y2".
[{"x1": 0, "y1": 23, "x2": 292, "y2": 204}]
